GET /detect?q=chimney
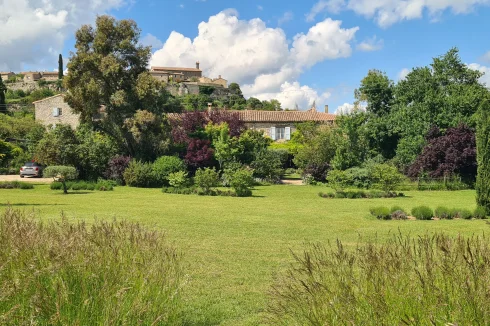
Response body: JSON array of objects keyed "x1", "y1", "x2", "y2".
[
  {"x1": 196, "y1": 61, "x2": 200, "y2": 70},
  {"x1": 207, "y1": 102, "x2": 212, "y2": 112},
  {"x1": 324, "y1": 105, "x2": 329, "y2": 113}
]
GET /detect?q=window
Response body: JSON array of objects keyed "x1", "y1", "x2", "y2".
[
  {"x1": 276, "y1": 127, "x2": 285, "y2": 140},
  {"x1": 52, "y1": 108, "x2": 62, "y2": 117},
  {"x1": 270, "y1": 126, "x2": 291, "y2": 141}
]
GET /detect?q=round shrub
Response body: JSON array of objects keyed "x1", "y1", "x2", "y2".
[
  {"x1": 411, "y1": 206, "x2": 434, "y2": 220},
  {"x1": 194, "y1": 168, "x2": 219, "y2": 192},
  {"x1": 391, "y1": 210, "x2": 408, "y2": 220},
  {"x1": 390, "y1": 206, "x2": 404, "y2": 213},
  {"x1": 19, "y1": 182, "x2": 34, "y2": 190},
  {"x1": 458, "y1": 209, "x2": 473, "y2": 220},
  {"x1": 370, "y1": 207, "x2": 391, "y2": 220},
  {"x1": 435, "y1": 206, "x2": 452, "y2": 219},
  {"x1": 474, "y1": 206, "x2": 487, "y2": 219},
  {"x1": 230, "y1": 168, "x2": 254, "y2": 197},
  {"x1": 168, "y1": 171, "x2": 190, "y2": 188},
  {"x1": 152, "y1": 156, "x2": 186, "y2": 187},
  {"x1": 104, "y1": 155, "x2": 131, "y2": 185},
  {"x1": 123, "y1": 160, "x2": 154, "y2": 188}
]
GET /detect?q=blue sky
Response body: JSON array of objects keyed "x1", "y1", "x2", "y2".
[{"x1": 3, "y1": 0, "x2": 490, "y2": 112}]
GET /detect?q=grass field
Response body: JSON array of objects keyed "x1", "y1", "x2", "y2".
[{"x1": 0, "y1": 184, "x2": 485, "y2": 325}]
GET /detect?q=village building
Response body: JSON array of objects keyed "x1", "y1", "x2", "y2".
[
  {"x1": 41, "y1": 71, "x2": 59, "y2": 81},
  {"x1": 22, "y1": 72, "x2": 42, "y2": 82},
  {"x1": 0, "y1": 72, "x2": 15, "y2": 81},
  {"x1": 33, "y1": 94, "x2": 80, "y2": 129},
  {"x1": 150, "y1": 62, "x2": 202, "y2": 80}
]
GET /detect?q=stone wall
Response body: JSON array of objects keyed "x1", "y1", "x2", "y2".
[
  {"x1": 6, "y1": 81, "x2": 58, "y2": 92},
  {"x1": 34, "y1": 95, "x2": 80, "y2": 129}
]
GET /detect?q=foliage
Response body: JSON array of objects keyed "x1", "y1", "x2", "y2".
[
  {"x1": 251, "y1": 150, "x2": 283, "y2": 182},
  {"x1": 152, "y1": 156, "x2": 186, "y2": 186},
  {"x1": 184, "y1": 139, "x2": 214, "y2": 170},
  {"x1": 303, "y1": 162, "x2": 330, "y2": 182},
  {"x1": 123, "y1": 160, "x2": 154, "y2": 188},
  {"x1": 168, "y1": 171, "x2": 190, "y2": 188},
  {"x1": 474, "y1": 206, "x2": 487, "y2": 219},
  {"x1": 326, "y1": 169, "x2": 350, "y2": 192},
  {"x1": 319, "y1": 190, "x2": 404, "y2": 199},
  {"x1": 209, "y1": 123, "x2": 242, "y2": 169},
  {"x1": 50, "y1": 181, "x2": 114, "y2": 191},
  {"x1": 293, "y1": 126, "x2": 336, "y2": 171},
  {"x1": 0, "y1": 114, "x2": 45, "y2": 155},
  {"x1": 104, "y1": 155, "x2": 131, "y2": 185},
  {"x1": 221, "y1": 161, "x2": 244, "y2": 186},
  {"x1": 331, "y1": 112, "x2": 369, "y2": 170},
  {"x1": 476, "y1": 99, "x2": 490, "y2": 215},
  {"x1": 411, "y1": 206, "x2": 434, "y2": 220},
  {"x1": 435, "y1": 206, "x2": 453, "y2": 219},
  {"x1": 35, "y1": 124, "x2": 78, "y2": 166},
  {"x1": 162, "y1": 187, "x2": 236, "y2": 197},
  {"x1": 268, "y1": 233, "x2": 490, "y2": 325},
  {"x1": 43, "y1": 165, "x2": 78, "y2": 194},
  {"x1": 0, "y1": 207, "x2": 182, "y2": 325},
  {"x1": 194, "y1": 168, "x2": 219, "y2": 191},
  {"x1": 390, "y1": 210, "x2": 407, "y2": 220},
  {"x1": 408, "y1": 125, "x2": 476, "y2": 183},
  {"x1": 0, "y1": 181, "x2": 34, "y2": 189},
  {"x1": 369, "y1": 163, "x2": 406, "y2": 192},
  {"x1": 369, "y1": 206, "x2": 391, "y2": 220},
  {"x1": 237, "y1": 129, "x2": 271, "y2": 164},
  {"x1": 229, "y1": 168, "x2": 254, "y2": 197},
  {"x1": 344, "y1": 167, "x2": 371, "y2": 189},
  {"x1": 58, "y1": 54, "x2": 63, "y2": 80},
  {"x1": 0, "y1": 74, "x2": 6, "y2": 107}
]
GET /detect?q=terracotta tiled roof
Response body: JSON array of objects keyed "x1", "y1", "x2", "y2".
[
  {"x1": 167, "y1": 110, "x2": 336, "y2": 123},
  {"x1": 41, "y1": 72, "x2": 58, "y2": 75},
  {"x1": 151, "y1": 66, "x2": 201, "y2": 72},
  {"x1": 237, "y1": 110, "x2": 336, "y2": 122}
]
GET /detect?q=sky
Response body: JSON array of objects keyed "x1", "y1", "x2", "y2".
[{"x1": 2, "y1": 0, "x2": 490, "y2": 113}]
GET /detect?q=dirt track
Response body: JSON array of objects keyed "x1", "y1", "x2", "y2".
[{"x1": 0, "y1": 175, "x2": 52, "y2": 183}]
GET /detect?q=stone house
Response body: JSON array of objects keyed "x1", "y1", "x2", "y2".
[
  {"x1": 41, "y1": 72, "x2": 59, "y2": 81},
  {"x1": 212, "y1": 76, "x2": 228, "y2": 88},
  {"x1": 150, "y1": 62, "x2": 202, "y2": 80},
  {"x1": 237, "y1": 107, "x2": 335, "y2": 141},
  {"x1": 22, "y1": 72, "x2": 42, "y2": 82},
  {"x1": 0, "y1": 72, "x2": 15, "y2": 81},
  {"x1": 33, "y1": 94, "x2": 80, "y2": 129}
]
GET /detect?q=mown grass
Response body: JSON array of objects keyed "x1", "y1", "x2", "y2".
[{"x1": 0, "y1": 184, "x2": 484, "y2": 325}]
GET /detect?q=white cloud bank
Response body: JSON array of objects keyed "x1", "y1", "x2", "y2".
[
  {"x1": 151, "y1": 10, "x2": 359, "y2": 110},
  {"x1": 468, "y1": 63, "x2": 490, "y2": 87},
  {"x1": 0, "y1": 0, "x2": 125, "y2": 71},
  {"x1": 306, "y1": 0, "x2": 490, "y2": 27}
]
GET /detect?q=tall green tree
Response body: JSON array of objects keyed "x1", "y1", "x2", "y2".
[
  {"x1": 63, "y1": 15, "x2": 168, "y2": 157},
  {"x1": 58, "y1": 54, "x2": 63, "y2": 80},
  {"x1": 476, "y1": 98, "x2": 490, "y2": 214}
]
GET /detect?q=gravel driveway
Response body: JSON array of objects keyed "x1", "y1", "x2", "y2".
[{"x1": 0, "y1": 175, "x2": 52, "y2": 183}]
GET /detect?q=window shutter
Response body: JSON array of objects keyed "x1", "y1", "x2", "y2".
[
  {"x1": 285, "y1": 127, "x2": 291, "y2": 140},
  {"x1": 52, "y1": 108, "x2": 59, "y2": 117},
  {"x1": 270, "y1": 127, "x2": 276, "y2": 141}
]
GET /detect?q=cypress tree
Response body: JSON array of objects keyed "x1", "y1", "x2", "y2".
[
  {"x1": 476, "y1": 98, "x2": 490, "y2": 214},
  {"x1": 58, "y1": 54, "x2": 63, "y2": 80},
  {"x1": 0, "y1": 74, "x2": 6, "y2": 111}
]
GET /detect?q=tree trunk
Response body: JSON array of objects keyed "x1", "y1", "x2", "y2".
[{"x1": 62, "y1": 181, "x2": 68, "y2": 194}]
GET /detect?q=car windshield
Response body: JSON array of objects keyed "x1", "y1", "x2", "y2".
[{"x1": 24, "y1": 162, "x2": 36, "y2": 167}]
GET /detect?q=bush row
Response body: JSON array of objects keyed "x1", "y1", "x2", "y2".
[
  {"x1": 0, "y1": 168, "x2": 18, "y2": 175},
  {"x1": 319, "y1": 190, "x2": 405, "y2": 199},
  {"x1": 370, "y1": 205, "x2": 487, "y2": 220},
  {"x1": 162, "y1": 187, "x2": 238, "y2": 197},
  {"x1": 0, "y1": 181, "x2": 34, "y2": 189},
  {"x1": 50, "y1": 181, "x2": 114, "y2": 191}
]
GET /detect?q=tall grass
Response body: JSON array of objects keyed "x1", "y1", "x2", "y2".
[
  {"x1": 268, "y1": 232, "x2": 490, "y2": 325},
  {"x1": 0, "y1": 207, "x2": 183, "y2": 325}
]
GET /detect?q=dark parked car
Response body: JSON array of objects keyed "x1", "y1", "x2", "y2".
[{"x1": 20, "y1": 162, "x2": 44, "y2": 178}]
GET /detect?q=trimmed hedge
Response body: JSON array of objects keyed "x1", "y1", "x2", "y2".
[
  {"x1": 0, "y1": 181, "x2": 34, "y2": 189},
  {"x1": 162, "y1": 187, "x2": 237, "y2": 197},
  {"x1": 50, "y1": 181, "x2": 114, "y2": 191},
  {"x1": 319, "y1": 190, "x2": 405, "y2": 199},
  {"x1": 411, "y1": 206, "x2": 434, "y2": 220},
  {"x1": 370, "y1": 207, "x2": 391, "y2": 220}
]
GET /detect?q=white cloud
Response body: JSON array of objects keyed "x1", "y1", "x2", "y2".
[
  {"x1": 468, "y1": 63, "x2": 490, "y2": 87},
  {"x1": 335, "y1": 102, "x2": 355, "y2": 114},
  {"x1": 398, "y1": 68, "x2": 410, "y2": 80},
  {"x1": 356, "y1": 35, "x2": 383, "y2": 52},
  {"x1": 257, "y1": 5, "x2": 263, "y2": 11},
  {"x1": 480, "y1": 51, "x2": 490, "y2": 63},
  {"x1": 0, "y1": 0, "x2": 125, "y2": 71},
  {"x1": 278, "y1": 11, "x2": 294, "y2": 25},
  {"x1": 306, "y1": 0, "x2": 490, "y2": 27},
  {"x1": 140, "y1": 33, "x2": 163, "y2": 50},
  {"x1": 151, "y1": 10, "x2": 358, "y2": 110}
]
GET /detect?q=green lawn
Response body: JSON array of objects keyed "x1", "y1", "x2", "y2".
[{"x1": 0, "y1": 184, "x2": 485, "y2": 325}]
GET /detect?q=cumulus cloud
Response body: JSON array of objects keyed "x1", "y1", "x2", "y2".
[
  {"x1": 151, "y1": 10, "x2": 359, "y2": 110},
  {"x1": 398, "y1": 68, "x2": 410, "y2": 80},
  {"x1": 306, "y1": 0, "x2": 490, "y2": 27},
  {"x1": 0, "y1": 0, "x2": 125, "y2": 71},
  {"x1": 254, "y1": 82, "x2": 331, "y2": 110},
  {"x1": 335, "y1": 102, "x2": 367, "y2": 115},
  {"x1": 356, "y1": 35, "x2": 383, "y2": 52},
  {"x1": 468, "y1": 63, "x2": 490, "y2": 87}
]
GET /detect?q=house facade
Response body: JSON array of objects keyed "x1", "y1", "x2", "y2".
[
  {"x1": 41, "y1": 72, "x2": 59, "y2": 81},
  {"x1": 150, "y1": 62, "x2": 202, "y2": 80},
  {"x1": 237, "y1": 108, "x2": 335, "y2": 141},
  {"x1": 0, "y1": 72, "x2": 15, "y2": 81},
  {"x1": 23, "y1": 72, "x2": 42, "y2": 82},
  {"x1": 33, "y1": 94, "x2": 80, "y2": 129}
]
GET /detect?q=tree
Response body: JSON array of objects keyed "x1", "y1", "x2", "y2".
[
  {"x1": 247, "y1": 97, "x2": 262, "y2": 110},
  {"x1": 354, "y1": 70, "x2": 394, "y2": 116},
  {"x1": 63, "y1": 15, "x2": 169, "y2": 157},
  {"x1": 58, "y1": 54, "x2": 63, "y2": 80},
  {"x1": 44, "y1": 166, "x2": 78, "y2": 194},
  {"x1": 331, "y1": 112, "x2": 369, "y2": 170},
  {"x1": 476, "y1": 99, "x2": 490, "y2": 214},
  {"x1": 194, "y1": 167, "x2": 219, "y2": 192},
  {"x1": 34, "y1": 124, "x2": 78, "y2": 166},
  {"x1": 0, "y1": 74, "x2": 6, "y2": 110}
]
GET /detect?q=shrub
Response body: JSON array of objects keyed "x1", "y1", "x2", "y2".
[
  {"x1": 474, "y1": 206, "x2": 487, "y2": 219},
  {"x1": 0, "y1": 181, "x2": 33, "y2": 189},
  {"x1": 326, "y1": 170, "x2": 351, "y2": 192},
  {"x1": 43, "y1": 166, "x2": 78, "y2": 194},
  {"x1": 152, "y1": 156, "x2": 186, "y2": 187},
  {"x1": 162, "y1": 187, "x2": 236, "y2": 197},
  {"x1": 390, "y1": 206, "x2": 404, "y2": 213},
  {"x1": 435, "y1": 206, "x2": 452, "y2": 219},
  {"x1": 411, "y1": 206, "x2": 434, "y2": 220},
  {"x1": 451, "y1": 209, "x2": 473, "y2": 220},
  {"x1": 369, "y1": 163, "x2": 406, "y2": 192},
  {"x1": 95, "y1": 182, "x2": 114, "y2": 191},
  {"x1": 318, "y1": 192, "x2": 335, "y2": 198},
  {"x1": 477, "y1": 101, "x2": 490, "y2": 215},
  {"x1": 194, "y1": 168, "x2": 219, "y2": 192},
  {"x1": 391, "y1": 210, "x2": 407, "y2": 220},
  {"x1": 0, "y1": 207, "x2": 183, "y2": 325},
  {"x1": 221, "y1": 161, "x2": 244, "y2": 186},
  {"x1": 229, "y1": 168, "x2": 254, "y2": 197},
  {"x1": 168, "y1": 171, "x2": 190, "y2": 188},
  {"x1": 251, "y1": 149, "x2": 283, "y2": 183},
  {"x1": 268, "y1": 233, "x2": 490, "y2": 325},
  {"x1": 123, "y1": 160, "x2": 154, "y2": 188},
  {"x1": 370, "y1": 207, "x2": 391, "y2": 220},
  {"x1": 104, "y1": 155, "x2": 131, "y2": 185},
  {"x1": 303, "y1": 162, "x2": 330, "y2": 182}
]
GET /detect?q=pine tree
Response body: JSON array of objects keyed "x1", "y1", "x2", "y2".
[
  {"x1": 476, "y1": 98, "x2": 490, "y2": 214},
  {"x1": 58, "y1": 54, "x2": 63, "y2": 80},
  {"x1": 0, "y1": 74, "x2": 6, "y2": 111}
]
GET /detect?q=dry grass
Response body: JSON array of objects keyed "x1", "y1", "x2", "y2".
[{"x1": 0, "y1": 207, "x2": 183, "y2": 325}]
